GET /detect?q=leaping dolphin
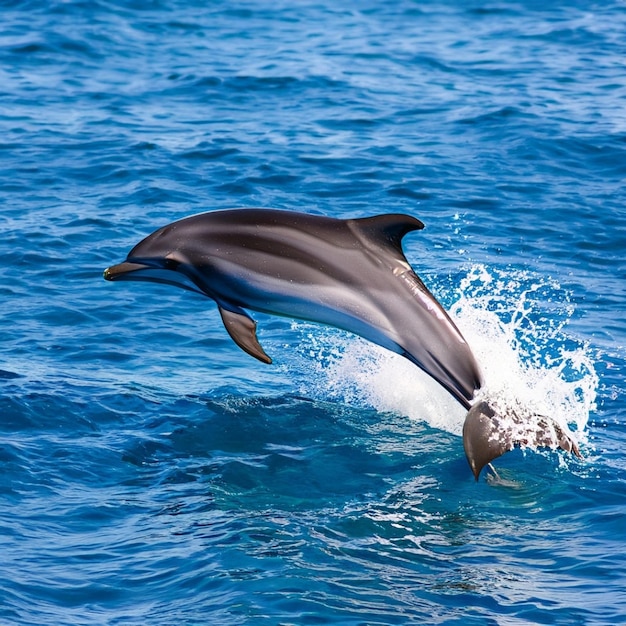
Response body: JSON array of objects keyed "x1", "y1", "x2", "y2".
[{"x1": 104, "y1": 208, "x2": 580, "y2": 479}]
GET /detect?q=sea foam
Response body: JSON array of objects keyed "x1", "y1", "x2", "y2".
[{"x1": 297, "y1": 265, "x2": 598, "y2": 445}]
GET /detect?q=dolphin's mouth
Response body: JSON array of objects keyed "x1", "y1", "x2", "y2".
[
  {"x1": 103, "y1": 260, "x2": 204, "y2": 294},
  {"x1": 103, "y1": 261, "x2": 152, "y2": 281}
]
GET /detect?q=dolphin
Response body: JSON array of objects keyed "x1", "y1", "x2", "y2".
[{"x1": 104, "y1": 208, "x2": 579, "y2": 479}]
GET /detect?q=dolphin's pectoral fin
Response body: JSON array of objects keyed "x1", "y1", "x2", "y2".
[
  {"x1": 463, "y1": 401, "x2": 514, "y2": 481},
  {"x1": 218, "y1": 305, "x2": 272, "y2": 364}
]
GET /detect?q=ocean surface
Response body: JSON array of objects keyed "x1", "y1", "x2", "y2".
[{"x1": 2, "y1": 1, "x2": 625, "y2": 624}]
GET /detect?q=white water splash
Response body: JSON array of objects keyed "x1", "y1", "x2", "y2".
[
  {"x1": 300, "y1": 332, "x2": 467, "y2": 433},
  {"x1": 451, "y1": 265, "x2": 597, "y2": 444},
  {"x1": 297, "y1": 265, "x2": 598, "y2": 445}
]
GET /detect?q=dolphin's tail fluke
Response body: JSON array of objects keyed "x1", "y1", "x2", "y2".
[
  {"x1": 463, "y1": 401, "x2": 510, "y2": 481},
  {"x1": 462, "y1": 400, "x2": 582, "y2": 481}
]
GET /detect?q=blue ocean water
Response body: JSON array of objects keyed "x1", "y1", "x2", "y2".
[{"x1": 2, "y1": 0, "x2": 625, "y2": 623}]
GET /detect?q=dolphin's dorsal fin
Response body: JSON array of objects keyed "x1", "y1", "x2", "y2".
[
  {"x1": 218, "y1": 305, "x2": 272, "y2": 364},
  {"x1": 349, "y1": 214, "x2": 424, "y2": 251}
]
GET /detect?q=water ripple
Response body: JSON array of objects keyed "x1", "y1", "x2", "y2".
[{"x1": 1, "y1": 0, "x2": 625, "y2": 624}]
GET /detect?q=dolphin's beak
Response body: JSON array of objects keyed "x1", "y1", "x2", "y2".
[
  {"x1": 463, "y1": 401, "x2": 513, "y2": 481},
  {"x1": 103, "y1": 261, "x2": 152, "y2": 281},
  {"x1": 103, "y1": 260, "x2": 204, "y2": 294}
]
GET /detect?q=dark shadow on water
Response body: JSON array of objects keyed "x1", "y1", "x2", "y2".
[{"x1": 123, "y1": 392, "x2": 476, "y2": 514}]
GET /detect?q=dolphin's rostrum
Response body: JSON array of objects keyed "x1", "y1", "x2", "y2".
[{"x1": 104, "y1": 208, "x2": 580, "y2": 479}]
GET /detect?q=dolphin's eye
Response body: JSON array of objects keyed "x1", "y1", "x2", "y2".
[{"x1": 163, "y1": 255, "x2": 181, "y2": 270}]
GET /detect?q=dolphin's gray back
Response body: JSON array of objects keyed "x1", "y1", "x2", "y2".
[{"x1": 127, "y1": 209, "x2": 483, "y2": 407}]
